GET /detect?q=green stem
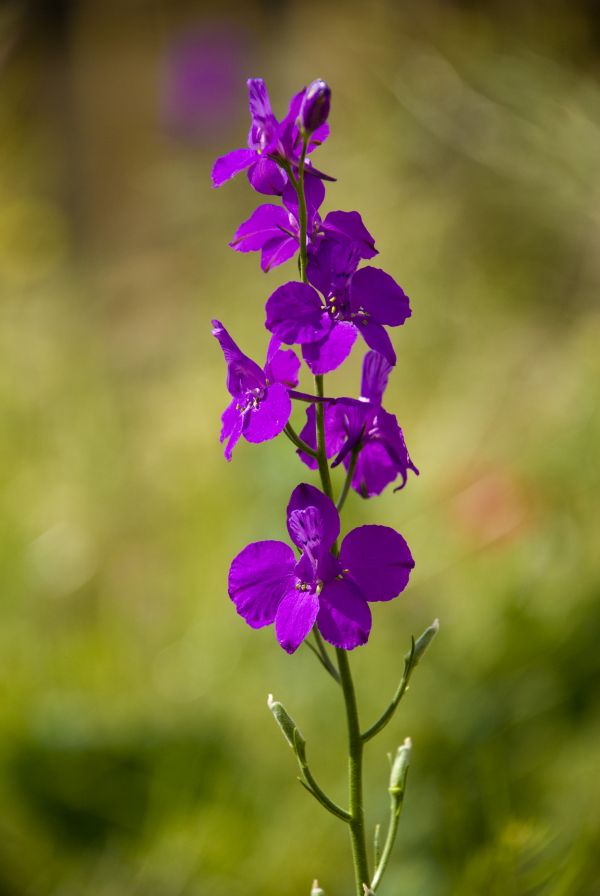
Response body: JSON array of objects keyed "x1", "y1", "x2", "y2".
[
  {"x1": 337, "y1": 648, "x2": 371, "y2": 896},
  {"x1": 305, "y1": 631, "x2": 341, "y2": 684},
  {"x1": 314, "y1": 374, "x2": 335, "y2": 511},
  {"x1": 361, "y1": 643, "x2": 414, "y2": 743},
  {"x1": 289, "y1": 389, "x2": 333, "y2": 403},
  {"x1": 362, "y1": 620, "x2": 439, "y2": 743},
  {"x1": 370, "y1": 791, "x2": 404, "y2": 891},
  {"x1": 294, "y1": 131, "x2": 369, "y2": 896},
  {"x1": 336, "y1": 446, "x2": 360, "y2": 513},
  {"x1": 370, "y1": 739, "x2": 411, "y2": 891},
  {"x1": 284, "y1": 422, "x2": 318, "y2": 458},
  {"x1": 298, "y1": 767, "x2": 351, "y2": 823},
  {"x1": 297, "y1": 136, "x2": 309, "y2": 281},
  {"x1": 313, "y1": 629, "x2": 341, "y2": 684}
]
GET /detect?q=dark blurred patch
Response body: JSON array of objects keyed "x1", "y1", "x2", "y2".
[
  {"x1": 8, "y1": 723, "x2": 238, "y2": 850},
  {"x1": 24, "y1": 0, "x2": 75, "y2": 40},
  {"x1": 11, "y1": 735, "x2": 150, "y2": 847}
]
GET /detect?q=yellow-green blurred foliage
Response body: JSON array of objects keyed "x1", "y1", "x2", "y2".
[{"x1": 0, "y1": 1, "x2": 599, "y2": 894}]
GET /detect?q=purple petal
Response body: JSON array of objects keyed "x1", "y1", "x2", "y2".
[
  {"x1": 247, "y1": 78, "x2": 278, "y2": 149},
  {"x1": 307, "y1": 239, "x2": 334, "y2": 296},
  {"x1": 375, "y1": 410, "x2": 419, "y2": 488},
  {"x1": 307, "y1": 238, "x2": 361, "y2": 299},
  {"x1": 229, "y1": 204, "x2": 291, "y2": 252},
  {"x1": 315, "y1": 550, "x2": 343, "y2": 585},
  {"x1": 265, "y1": 282, "x2": 330, "y2": 345},
  {"x1": 296, "y1": 402, "x2": 348, "y2": 470},
  {"x1": 360, "y1": 350, "x2": 392, "y2": 404},
  {"x1": 328, "y1": 402, "x2": 363, "y2": 456},
  {"x1": 294, "y1": 550, "x2": 317, "y2": 586},
  {"x1": 212, "y1": 319, "x2": 266, "y2": 395},
  {"x1": 357, "y1": 320, "x2": 397, "y2": 367},
  {"x1": 333, "y1": 243, "x2": 362, "y2": 279},
  {"x1": 283, "y1": 174, "x2": 325, "y2": 223},
  {"x1": 247, "y1": 157, "x2": 287, "y2": 195},
  {"x1": 340, "y1": 525, "x2": 414, "y2": 602},
  {"x1": 317, "y1": 578, "x2": 372, "y2": 650},
  {"x1": 283, "y1": 88, "x2": 305, "y2": 127},
  {"x1": 307, "y1": 121, "x2": 330, "y2": 151},
  {"x1": 302, "y1": 321, "x2": 357, "y2": 374},
  {"x1": 340, "y1": 407, "x2": 418, "y2": 496},
  {"x1": 275, "y1": 89, "x2": 305, "y2": 158},
  {"x1": 275, "y1": 589, "x2": 320, "y2": 654},
  {"x1": 350, "y1": 266, "x2": 411, "y2": 326},
  {"x1": 211, "y1": 148, "x2": 256, "y2": 187},
  {"x1": 247, "y1": 78, "x2": 273, "y2": 120},
  {"x1": 350, "y1": 442, "x2": 401, "y2": 497},
  {"x1": 297, "y1": 404, "x2": 319, "y2": 470},
  {"x1": 322, "y1": 211, "x2": 377, "y2": 259},
  {"x1": 265, "y1": 345, "x2": 300, "y2": 387},
  {"x1": 303, "y1": 159, "x2": 336, "y2": 182},
  {"x1": 220, "y1": 399, "x2": 244, "y2": 461},
  {"x1": 228, "y1": 540, "x2": 296, "y2": 627},
  {"x1": 328, "y1": 400, "x2": 369, "y2": 467},
  {"x1": 260, "y1": 235, "x2": 298, "y2": 271},
  {"x1": 244, "y1": 382, "x2": 291, "y2": 444},
  {"x1": 287, "y1": 483, "x2": 340, "y2": 553},
  {"x1": 229, "y1": 204, "x2": 297, "y2": 271}
]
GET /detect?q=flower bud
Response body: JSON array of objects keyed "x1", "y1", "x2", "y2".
[
  {"x1": 406, "y1": 618, "x2": 439, "y2": 668},
  {"x1": 389, "y1": 737, "x2": 412, "y2": 796},
  {"x1": 267, "y1": 694, "x2": 306, "y2": 763},
  {"x1": 299, "y1": 79, "x2": 331, "y2": 134}
]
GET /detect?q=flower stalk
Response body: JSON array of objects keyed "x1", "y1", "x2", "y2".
[
  {"x1": 294, "y1": 143, "x2": 370, "y2": 895},
  {"x1": 362, "y1": 619, "x2": 439, "y2": 743},
  {"x1": 284, "y1": 421, "x2": 319, "y2": 458},
  {"x1": 211, "y1": 76, "x2": 438, "y2": 896},
  {"x1": 370, "y1": 738, "x2": 412, "y2": 891},
  {"x1": 306, "y1": 629, "x2": 341, "y2": 684}
]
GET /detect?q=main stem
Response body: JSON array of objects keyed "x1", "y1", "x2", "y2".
[
  {"x1": 336, "y1": 648, "x2": 370, "y2": 895},
  {"x1": 316, "y1": 376, "x2": 370, "y2": 894},
  {"x1": 295, "y1": 137, "x2": 370, "y2": 896}
]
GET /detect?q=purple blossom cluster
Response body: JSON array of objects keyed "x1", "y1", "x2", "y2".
[{"x1": 212, "y1": 78, "x2": 418, "y2": 654}]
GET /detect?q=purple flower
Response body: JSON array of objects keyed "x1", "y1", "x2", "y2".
[
  {"x1": 298, "y1": 79, "x2": 331, "y2": 134},
  {"x1": 265, "y1": 239, "x2": 411, "y2": 374},
  {"x1": 229, "y1": 176, "x2": 325, "y2": 271},
  {"x1": 298, "y1": 351, "x2": 419, "y2": 497},
  {"x1": 228, "y1": 483, "x2": 414, "y2": 653},
  {"x1": 212, "y1": 320, "x2": 300, "y2": 460},
  {"x1": 230, "y1": 173, "x2": 378, "y2": 273},
  {"x1": 211, "y1": 78, "x2": 331, "y2": 195}
]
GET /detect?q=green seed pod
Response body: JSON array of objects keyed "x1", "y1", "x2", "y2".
[
  {"x1": 267, "y1": 694, "x2": 307, "y2": 764},
  {"x1": 407, "y1": 618, "x2": 439, "y2": 667},
  {"x1": 389, "y1": 737, "x2": 412, "y2": 796}
]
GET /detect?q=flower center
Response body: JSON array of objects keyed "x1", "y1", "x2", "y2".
[
  {"x1": 237, "y1": 386, "x2": 267, "y2": 415},
  {"x1": 294, "y1": 579, "x2": 321, "y2": 595}
]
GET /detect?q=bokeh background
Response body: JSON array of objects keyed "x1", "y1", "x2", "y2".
[{"x1": 1, "y1": 0, "x2": 599, "y2": 894}]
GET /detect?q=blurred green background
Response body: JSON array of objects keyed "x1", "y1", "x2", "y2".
[{"x1": 1, "y1": 0, "x2": 599, "y2": 894}]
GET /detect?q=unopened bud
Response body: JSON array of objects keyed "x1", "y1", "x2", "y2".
[
  {"x1": 311, "y1": 880, "x2": 325, "y2": 896},
  {"x1": 299, "y1": 79, "x2": 331, "y2": 134},
  {"x1": 267, "y1": 694, "x2": 306, "y2": 763},
  {"x1": 406, "y1": 618, "x2": 439, "y2": 667},
  {"x1": 389, "y1": 737, "x2": 412, "y2": 795}
]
